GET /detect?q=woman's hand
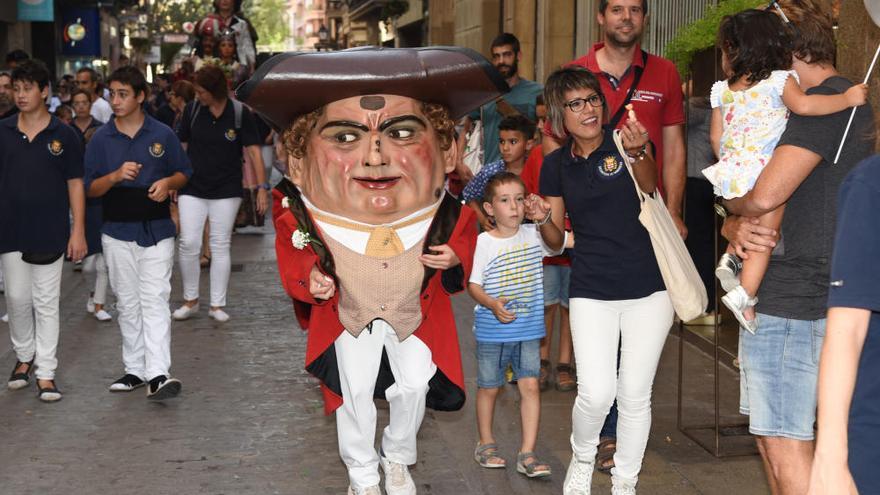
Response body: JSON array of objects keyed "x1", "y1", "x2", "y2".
[
  {"x1": 255, "y1": 188, "x2": 269, "y2": 215},
  {"x1": 619, "y1": 117, "x2": 650, "y2": 156},
  {"x1": 524, "y1": 194, "x2": 551, "y2": 223},
  {"x1": 807, "y1": 456, "x2": 858, "y2": 495}
]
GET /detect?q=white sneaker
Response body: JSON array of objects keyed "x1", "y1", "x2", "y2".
[
  {"x1": 380, "y1": 454, "x2": 416, "y2": 495},
  {"x1": 1, "y1": 313, "x2": 7, "y2": 323},
  {"x1": 172, "y1": 303, "x2": 200, "y2": 321},
  {"x1": 347, "y1": 485, "x2": 381, "y2": 495},
  {"x1": 721, "y1": 285, "x2": 758, "y2": 334},
  {"x1": 86, "y1": 296, "x2": 95, "y2": 314},
  {"x1": 563, "y1": 456, "x2": 593, "y2": 495},
  {"x1": 94, "y1": 309, "x2": 112, "y2": 322},
  {"x1": 208, "y1": 308, "x2": 230, "y2": 322},
  {"x1": 611, "y1": 476, "x2": 637, "y2": 495}
]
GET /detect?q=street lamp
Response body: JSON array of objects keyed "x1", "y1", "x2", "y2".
[{"x1": 316, "y1": 24, "x2": 329, "y2": 51}]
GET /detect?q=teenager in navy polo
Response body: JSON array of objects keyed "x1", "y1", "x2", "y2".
[
  {"x1": 0, "y1": 59, "x2": 87, "y2": 403},
  {"x1": 84, "y1": 66, "x2": 191, "y2": 401},
  {"x1": 810, "y1": 155, "x2": 880, "y2": 494}
]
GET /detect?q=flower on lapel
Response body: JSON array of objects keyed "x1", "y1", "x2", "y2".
[
  {"x1": 291, "y1": 227, "x2": 313, "y2": 250},
  {"x1": 282, "y1": 196, "x2": 290, "y2": 209}
]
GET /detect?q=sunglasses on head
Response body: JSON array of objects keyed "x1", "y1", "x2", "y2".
[{"x1": 765, "y1": 1, "x2": 792, "y2": 24}]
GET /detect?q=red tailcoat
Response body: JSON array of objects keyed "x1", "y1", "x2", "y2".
[{"x1": 274, "y1": 189, "x2": 477, "y2": 415}]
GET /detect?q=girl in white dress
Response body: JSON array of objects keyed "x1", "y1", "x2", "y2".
[{"x1": 705, "y1": 9, "x2": 866, "y2": 332}]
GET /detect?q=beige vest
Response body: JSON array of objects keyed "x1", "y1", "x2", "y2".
[{"x1": 323, "y1": 234, "x2": 425, "y2": 340}]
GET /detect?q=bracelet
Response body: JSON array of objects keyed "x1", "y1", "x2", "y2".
[
  {"x1": 258, "y1": 182, "x2": 271, "y2": 190},
  {"x1": 626, "y1": 145, "x2": 648, "y2": 161},
  {"x1": 535, "y1": 209, "x2": 552, "y2": 226}
]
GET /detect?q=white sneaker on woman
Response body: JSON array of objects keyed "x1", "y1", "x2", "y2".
[
  {"x1": 563, "y1": 456, "x2": 593, "y2": 495},
  {"x1": 172, "y1": 303, "x2": 200, "y2": 320},
  {"x1": 612, "y1": 475, "x2": 637, "y2": 495},
  {"x1": 208, "y1": 308, "x2": 230, "y2": 322}
]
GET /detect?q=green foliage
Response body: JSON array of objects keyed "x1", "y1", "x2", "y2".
[
  {"x1": 663, "y1": 0, "x2": 767, "y2": 77},
  {"x1": 150, "y1": 0, "x2": 214, "y2": 35},
  {"x1": 242, "y1": 0, "x2": 290, "y2": 50}
]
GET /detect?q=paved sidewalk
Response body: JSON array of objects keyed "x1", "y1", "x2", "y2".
[{"x1": 0, "y1": 231, "x2": 769, "y2": 495}]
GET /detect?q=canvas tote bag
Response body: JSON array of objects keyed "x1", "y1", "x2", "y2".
[{"x1": 613, "y1": 130, "x2": 707, "y2": 321}]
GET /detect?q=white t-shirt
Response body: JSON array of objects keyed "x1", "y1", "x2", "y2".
[{"x1": 90, "y1": 97, "x2": 112, "y2": 124}]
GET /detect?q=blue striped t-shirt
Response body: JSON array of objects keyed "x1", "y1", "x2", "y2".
[{"x1": 469, "y1": 224, "x2": 559, "y2": 343}]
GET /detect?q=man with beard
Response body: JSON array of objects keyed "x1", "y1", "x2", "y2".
[
  {"x1": 541, "y1": 0, "x2": 686, "y2": 477},
  {"x1": 462, "y1": 33, "x2": 543, "y2": 174},
  {"x1": 0, "y1": 72, "x2": 16, "y2": 119}
]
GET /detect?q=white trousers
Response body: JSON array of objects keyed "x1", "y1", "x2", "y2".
[
  {"x1": 335, "y1": 322, "x2": 436, "y2": 489},
  {"x1": 0, "y1": 253, "x2": 63, "y2": 380},
  {"x1": 569, "y1": 291, "x2": 673, "y2": 485},
  {"x1": 177, "y1": 195, "x2": 241, "y2": 307},
  {"x1": 83, "y1": 253, "x2": 109, "y2": 305},
  {"x1": 102, "y1": 235, "x2": 175, "y2": 381}
]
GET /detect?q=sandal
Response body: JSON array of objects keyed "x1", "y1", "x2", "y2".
[
  {"x1": 474, "y1": 443, "x2": 506, "y2": 468},
  {"x1": 555, "y1": 363, "x2": 576, "y2": 392},
  {"x1": 596, "y1": 437, "x2": 616, "y2": 474},
  {"x1": 7, "y1": 359, "x2": 34, "y2": 390},
  {"x1": 37, "y1": 379, "x2": 62, "y2": 402},
  {"x1": 516, "y1": 451, "x2": 552, "y2": 478},
  {"x1": 538, "y1": 359, "x2": 551, "y2": 391}
]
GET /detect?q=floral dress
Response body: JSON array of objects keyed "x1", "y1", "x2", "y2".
[{"x1": 702, "y1": 70, "x2": 796, "y2": 199}]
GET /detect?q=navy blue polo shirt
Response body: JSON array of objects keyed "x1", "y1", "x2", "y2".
[
  {"x1": 84, "y1": 114, "x2": 191, "y2": 247},
  {"x1": 0, "y1": 114, "x2": 84, "y2": 255},
  {"x1": 539, "y1": 129, "x2": 664, "y2": 300},
  {"x1": 827, "y1": 155, "x2": 880, "y2": 495},
  {"x1": 177, "y1": 99, "x2": 260, "y2": 199}
]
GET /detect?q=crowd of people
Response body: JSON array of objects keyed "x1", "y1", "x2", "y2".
[{"x1": 1, "y1": 0, "x2": 878, "y2": 494}]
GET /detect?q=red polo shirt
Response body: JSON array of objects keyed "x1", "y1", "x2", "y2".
[{"x1": 544, "y1": 43, "x2": 685, "y2": 191}]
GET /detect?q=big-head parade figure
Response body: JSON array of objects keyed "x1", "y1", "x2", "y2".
[{"x1": 237, "y1": 47, "x2": 508, "y2": 494}]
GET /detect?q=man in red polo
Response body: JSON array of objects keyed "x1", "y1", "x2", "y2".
[{"x1": 543, "y1": 0, "x2": 685, "y2": 237}]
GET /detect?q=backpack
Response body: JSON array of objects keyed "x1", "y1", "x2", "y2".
[{"x1": 188, "y1": 99, "x2": 243, "y2": 138}]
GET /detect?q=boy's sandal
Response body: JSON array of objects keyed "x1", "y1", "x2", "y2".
[
  {"x1": 474, "y1": 443, "x2": 506, "y2": 468},
  {"x1": 516, "y1": 452, "x2": 552, "y2": 478},
  {"x1": 596, "y1": 437, "x2": 616, "y2": 474},
  {"x1": 555, "y1": 363, "x2": 576, "y2": 392}
]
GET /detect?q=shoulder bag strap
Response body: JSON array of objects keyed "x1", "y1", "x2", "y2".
[{"x1": 608, "y1": 50, "x2": 648, "y2": 129}]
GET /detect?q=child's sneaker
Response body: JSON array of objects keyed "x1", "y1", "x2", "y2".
[
  {"x1": 721, "y1": 285, "x2": 758, "y2": 334},
  {"x1": 715, "y1": 253, "x2": 742, "y2": 292},
  {"x1": 94, "y1": 309, "x2": 112, "y2": 322}
]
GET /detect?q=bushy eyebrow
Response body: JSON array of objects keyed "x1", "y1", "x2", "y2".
[
  {"x1": 379, "y1": 115, "x2": 426, "y2": 132},
  {"x1": 319, "y1": 120, "x2": 370, "y2": 132}
]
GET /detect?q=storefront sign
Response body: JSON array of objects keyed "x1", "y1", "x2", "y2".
[{"x1": 18, "y1": 0, "x2": 54, "y2": 22}]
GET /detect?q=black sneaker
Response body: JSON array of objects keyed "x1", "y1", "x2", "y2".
[
  {"x1": 147, "y1": 375, "x2": 181, "y2": 401},
  {"x1": 109, "y1": 374, "x2": 145, "y2": 392}
]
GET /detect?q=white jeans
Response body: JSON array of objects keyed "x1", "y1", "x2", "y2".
[
  {"x1": 83, "y1": 253, "x2": 109, "y2": 305},
  {"x1": 0, "y1": 253, "x2": 63, "y2": 380},
  {"x1": 102, "y1": 235, "x2": 175, "y2": 381},
  {"x1": 569, "y1": 290, "x2": 673, "y2": 485},
  {"x1": 335, "y1": 322, "x2": 436, "y2": 489},
  {"x1": 177, "y1": 195, "x2": 241, "y2": 307}
]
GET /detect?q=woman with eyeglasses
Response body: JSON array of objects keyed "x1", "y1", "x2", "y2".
[{"x1": 538, "y1": 66, "x2": 669, "y2": 495}]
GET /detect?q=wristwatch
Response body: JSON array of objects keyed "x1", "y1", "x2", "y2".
[
  {"x1": 258, "y1": 182, "x2": 271, "y2": 190},
  {"x1": 626, "y1": 145, "x2": 648, "y2": 161},
  {"x1": 714, "y1": 198, "x2": 729, "y2": 219}
]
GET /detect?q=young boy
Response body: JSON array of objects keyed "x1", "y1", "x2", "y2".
[
  {"x1": 0, "y1": 59, "x2": 87, "y2": 402},
  {"x1": 84, "y1": 66, "x2": 191, "y2": 400},
  {"x1": 468, "y1": 172, "x2": 568, "y2": 478},
  {"x1": 462, "y1": 114, "x2": 536, "y2": 231}
]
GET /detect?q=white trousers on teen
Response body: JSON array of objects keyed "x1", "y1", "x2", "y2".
[
  {"x1": 102, "y1": 236, "x2": 174, "y2": 381},
  {"x1": 83, "y1": 253, "x2": 109, "y2": 305},
  {"x1": 0, "y1": 253, "x2": 63, "y2": 380},
  {"x1": 568, "y1": 290, "x2": 674, "y2": 486},
  {"x1": 177, "y1": 195, "x2": 241, "y2": 307},
  {"x1": 335, "y1": 322, "x2": 436, "y2": 489}
]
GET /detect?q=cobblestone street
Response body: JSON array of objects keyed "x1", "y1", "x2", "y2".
[{"x1": 0, "y1": 231, "x2": 770, "y2": 495}]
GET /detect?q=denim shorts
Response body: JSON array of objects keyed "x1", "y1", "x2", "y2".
[
  {"x1": 475, "y1": 339, "x2": 541, "y2": 388},
  {"x1": 738, "y1": 313, "x2": 826, "y2": 441},
  {"x1": 543, "y1": 264, "x2": 570, "y2": 307}
]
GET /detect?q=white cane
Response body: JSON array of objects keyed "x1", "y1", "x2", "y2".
[{"x1": 834, "y1": 0, "x2": 880, "y2": 164}]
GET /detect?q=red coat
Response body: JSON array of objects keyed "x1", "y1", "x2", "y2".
[{"x1": 274, "y1": 190, "x2": 477, "y2": 415}]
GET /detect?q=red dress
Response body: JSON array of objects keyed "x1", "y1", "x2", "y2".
[{"x1": 273, "y1": 188, "x2": 477, "y2": 415}]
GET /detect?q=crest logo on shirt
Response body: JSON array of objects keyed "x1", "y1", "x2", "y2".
[
  {"x1": 225, "y1": 129, "x2": 237, "y2": 141},
  {"x1": 47, "y1": 139, "x2": 64, "y2": 156},
  {"x1": 598, "y1": 155, "x2": 623, "y2": 177},
  {"x1": 149, "y1": 142, "x2": 165, "y2": 158}
]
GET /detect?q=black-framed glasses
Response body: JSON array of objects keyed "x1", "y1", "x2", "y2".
[{"x1": 563, "y1": 94, "x2": 604, "y2": 113}]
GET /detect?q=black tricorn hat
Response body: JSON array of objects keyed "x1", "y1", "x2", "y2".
[{"x1": 235, "y1": 46, "x2": 509, "y2": 130}]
